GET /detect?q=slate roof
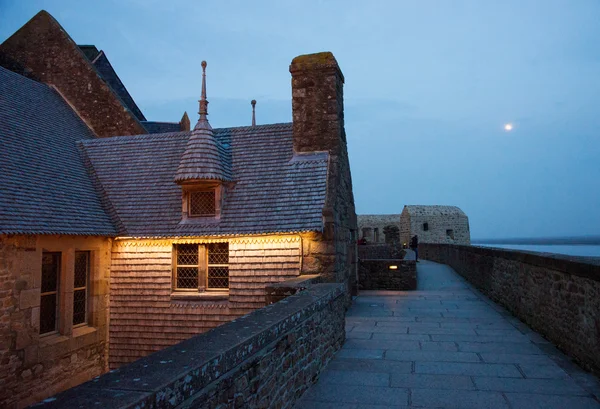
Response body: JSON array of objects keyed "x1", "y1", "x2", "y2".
[
  {"x1": 78, "y1": 45, "x2": 146, "y2": 122},
  {"x1": 81, "y1": 123, "x2": 329, "y2": 237},
  {"x1": 0, "y1": 66, "x2": 117, "y2": 235},
  {"x1": 174, "y1": 120, "x2": 231, "y2": 183},
  {"x1": 141, "y1": 121, "x2": 181, "y2": 134}
]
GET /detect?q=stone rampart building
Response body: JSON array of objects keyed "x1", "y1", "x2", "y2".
[
  {"x1": 0, "y1": 10, "x2": 357, "y2": 408},
  {"x1": 400, "y1": 205, "x2": 470, "y2": 245},
  {"x1": 357, "y1": 214, "x2": 400, "y2": 244}
]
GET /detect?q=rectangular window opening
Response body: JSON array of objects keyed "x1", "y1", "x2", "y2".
[
  {"x1": 73, "y1": 251, "x2": 89, "y2": 326},
  {"x1": 173, "y1": 243, "x2": 229, "y2": 291},
  {"x1": 423, "y1": 222, "x2": 429, "y2": 231},
  {"x1": 40, "y1": 252, "x2": 60, "y2": 335},
  {"x1": 446, "y1": 229, "x2": 455, "y2": 239},
  {"x1": 189, "y1": 190, "x2": 216, "y2": 217}
]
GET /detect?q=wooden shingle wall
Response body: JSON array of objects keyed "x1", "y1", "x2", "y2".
[{"x1": 109, "y1": 235, "x2": 302, "y2": 368}]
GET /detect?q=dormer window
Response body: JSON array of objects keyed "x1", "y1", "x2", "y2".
[{"x1": 189, "y1": 190, "x2": 216, "y2": 217}]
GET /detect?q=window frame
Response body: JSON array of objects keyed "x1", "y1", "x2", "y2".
[
  {"x1": 73, "y1": 251, "x2": 90, "y2": 327},
  {"x1": 173, "y1": 243, "x2": 229, "y2": 292},
  {"x1": 40, "y1": 252, "x2": 61, "y2": 336}
]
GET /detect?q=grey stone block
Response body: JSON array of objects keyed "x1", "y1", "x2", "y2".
[
  {"x1": 458, "y1": 341, "x2": 542, "y2": 354},
  {"x1": 408, "y1": 327, "x2": 478, "y2": 335},
  {"x1": 347, "y1": 332, "x2": 374, "y2": 340},
  {"x1": 372, "y1": 333, "x2": 431, "y2": 341},
  {"x1": 338, "y1": 348, "x2": 385, "y2": 360},
  {"x1": 410, "y1": 388, "x2": 509, "y2": 409},
  {"x1": 318, "y1": 370, "x2": 390, "y2": 387},
  {"x1": 419, "y1": 341, "x2": 458, "y2": 352},
  {"x1": 385, "y1": 351, "x2": 480, "y2": 363},
  {"x1": 344, "y1": 339, "x2": 420, "y2": 351},
  {"x1": 300, "y1": 383, "x2": 409, "y2": 406},
  {"x1": 430, "y1": 334, "x2": 529, "y2": 343},
  {"x1": 390, "y1": 373, "x2": 474, "y2": 390},
  {"x1": 518, "y1": 363, "x2": 570, "y2": 379},
  {"x1": 505, "y1": 393, "x2": 600, "y2": 409},
  {"x1": 415, "y1": 362, "x2": 522, "y2": 377},
  {"x1": 327, "y1": 358, "x2": 412, "y2": 374},
  {"x1": 473, "y1": 376, "x2": 588, "y2": 395},
  {"x1": 479, "y1": 353, "x2": 556, "y2": 365}
]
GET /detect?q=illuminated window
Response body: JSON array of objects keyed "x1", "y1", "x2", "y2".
[
  {"x1": 40, "y1": 252, "x2": 60, "y2": 335},
  {"x1": 174, "y1": 243, "x2": 229, "y2": 291},
  {"x1": 73, "y1": 251, "x2": 89, "y2": 326},
  {"x1": 189, "y1": 190, "x2": 216, "y2": 217}
]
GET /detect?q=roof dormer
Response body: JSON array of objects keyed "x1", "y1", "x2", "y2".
[{"x1": 175, "y1": 61, "x2": 231, "y2": 221}]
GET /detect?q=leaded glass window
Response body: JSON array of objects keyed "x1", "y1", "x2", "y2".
[
  {"x1": 189, "y1": 190, "x2": 216, "y2": 217},
  {"x1": 207, "y1": 243, "x2": 229, "y2": 289},
  {"x1": 73, "y1": 251, "x2": 89, "y2": 326},
  {"x1": 173, "y1": 243, "x2": 229, "y2": 291},
  {"x1": 40, "y1": 252, "x2": 60, "y2": 335}
]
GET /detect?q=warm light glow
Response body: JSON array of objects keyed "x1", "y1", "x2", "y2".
[
  {"x1": 504, "y1": 123, "x2": 513, "y2": 131},
  {"x1": 388, "y1": 265, "x2": 398, "y2": 270}
]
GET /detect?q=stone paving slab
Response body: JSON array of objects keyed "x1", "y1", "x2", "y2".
[{"x1": 296, "y1": 261, "x2": 600, "y2": 409}]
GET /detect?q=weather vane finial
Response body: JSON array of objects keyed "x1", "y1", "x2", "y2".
[{"x1": 251, "y1": 99, "x2": 256, "y2": 127}]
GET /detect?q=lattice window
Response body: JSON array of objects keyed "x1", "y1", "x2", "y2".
[
  {"x1": 40, "y1": 252, "x2": 60, "y2": 335},
  {"x1": 175, "y1": 244, "x2": 199, "y2": 289},
  {"x1": 73, "y1": 251, "x2": 89, "y2": 326},
  {"x1": 189, "y1": 190, "x2": 216, "y2": 217},
  {"x1": 207, "y1": 243, "x2": 229, "y2": 289},
  {"x1": 173, "y1": 243, "x2": 229, "y2": 291}
]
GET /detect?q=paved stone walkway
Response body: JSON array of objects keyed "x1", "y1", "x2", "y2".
[{"x1": 297, "y1": 260, "x2": 600, "y2": 409}]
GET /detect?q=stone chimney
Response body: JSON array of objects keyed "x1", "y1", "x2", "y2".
[{"x1": 289, "y1": 52, "x2": 345, "y2": 154}]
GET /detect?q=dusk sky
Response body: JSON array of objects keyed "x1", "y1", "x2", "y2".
[{"x1": 1, "y1": 0, "x2": 598, "y2": 239}]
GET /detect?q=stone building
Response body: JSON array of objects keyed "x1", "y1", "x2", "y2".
[
  {"x1": 357, "y1": 214, "x2": 401, "y2": 244},
  {"x1": 400, "y1": 205, "x2": 470, "y2": 245},
  {"x1": 0, "y1": 10, "x2": 357, "y2": 408}
]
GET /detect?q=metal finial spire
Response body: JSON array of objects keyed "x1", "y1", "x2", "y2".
[
  {"x1": 251, "y1": 99, "x2": 256, "y2": 127},
  {"x1": 198, "y1": 60, "x2": 209, "y2": 121}
]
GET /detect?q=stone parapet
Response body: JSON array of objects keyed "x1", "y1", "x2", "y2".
[
  {"x1": 34, "y1": 283, "x2": 346, "y2": 409},
  {"x1": 420, "y1": 243, "x2": 600, "y2": 374}
]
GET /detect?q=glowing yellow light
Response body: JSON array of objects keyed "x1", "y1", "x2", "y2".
[
  {"x1": 389, "y1": 265, "x2": 398, "y2": 270},
  {"x1": 504, "y1": 123, "x2": 513, "y2": 131}
]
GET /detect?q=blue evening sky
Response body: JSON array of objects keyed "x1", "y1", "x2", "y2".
[{"x1": 1, "y1": 0, "x2": 598, "y2": 239}]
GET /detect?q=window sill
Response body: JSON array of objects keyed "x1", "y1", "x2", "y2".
[
  {"x1": 170, "y1": 292, "x2": 229, "y2": 301},
  {"x1": 73, "y1": 325, "x2": 97, "y2": 338}
]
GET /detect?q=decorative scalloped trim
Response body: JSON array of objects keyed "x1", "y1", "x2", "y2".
[{"x1": 114, "y1": 234, "x2": 302, "y2": 247}]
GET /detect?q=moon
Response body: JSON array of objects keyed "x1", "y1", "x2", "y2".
[{"x1": 504, "y1": 123, "x2": 513, "y2": 131}]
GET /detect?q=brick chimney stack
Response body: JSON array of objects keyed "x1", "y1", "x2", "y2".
[{"x1": 289, "y1": 52, "x2": 345, "y2": 154}]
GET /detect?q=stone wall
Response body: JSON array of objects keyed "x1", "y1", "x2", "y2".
[
  {"x1": 290, "y1": 52, "x2": 358, "y2": 299},
  {"x1": 0, "y1": 234, "x2": 111, "y2": 409},
  {"x1": 420, "y1": 243, "x2": 600, "y2": 374},
  {"x1": 36, "y1": 283, "x2": 346, "y2": 409},
  {"x1": 0, "y1": 11, "x2": 146, "y2": 138},
  {"x1": 400, "y1": 205, "x2": 470, "y2": 245},
  {"x1": 110, "y1": 235, "x2": 304, "y2": 368},
  {"x1": 358, "y1": 244, "x2": 415, "y2": 291},
  {"x1": 357, "y1": 214, "x2": 401, "y2": 244}
]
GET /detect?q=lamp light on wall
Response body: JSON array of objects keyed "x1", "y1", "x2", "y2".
[{"x1": 388, "y1": 265, "x2": 398, "y2": 270}]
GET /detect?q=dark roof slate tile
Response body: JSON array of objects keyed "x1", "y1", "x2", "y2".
[
  {"x1": 0, "y1": 66, "x2": 117, "y2": 236},
  {"x1": 81, "y1": 123, "x2": 328, "y2": 237}
]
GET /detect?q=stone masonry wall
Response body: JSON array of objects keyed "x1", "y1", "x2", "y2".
[
  {"x1": 400, "y1": 206, "x2": 470, "y2": 245},
  {"x1": 420, "y1": 243, "x2": 600, "y2": 374},
  {"x1": 110, "y1": 235, "x2": 303, "y2": 368},
  {"x1": 357, "y1": 214, "x2": 401, "y2": 244},
  {"x1": 0, "y1": 234, "x2": 111, "y2": 409},
  {"x1": 358, "y1": 244, "x2": 415, "y2": 291},
  {"x1": 36, "y1": 283, "x2": 346, "y2": 409},
  {"x1": 0, "y1": 11, "x2": 146, "y2": 138},
  {"x1": 291, "y1": 52, "x2": 358, "y2": 299}
]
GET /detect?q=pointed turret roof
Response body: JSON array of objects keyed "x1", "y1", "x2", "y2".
[{"x1": 174, "y1": 61, "x2": 231, "y2": 183}]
